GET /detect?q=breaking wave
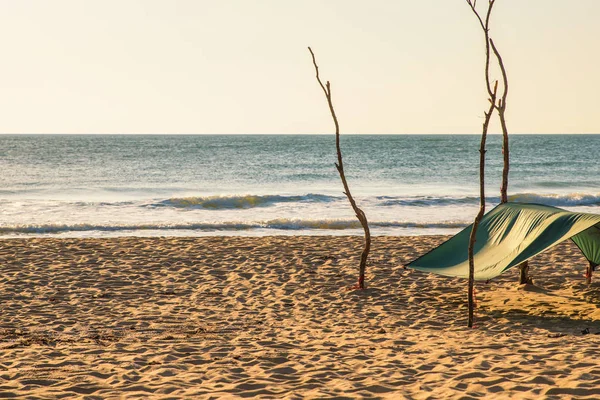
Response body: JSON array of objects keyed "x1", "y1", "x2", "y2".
[
  {"x1": 13, "y1": 192, "x2": 600, "y2": 211},
  {"x1": 0, "y1": 219, "x2": 468, "y2": 235},
  {"x1": 378, "y1": 193, "x2": 600, "y2": 208},
  {"x1": 377, "y1": 195, "x2": 486, "y2": 207},
  {"x1": 509, "y1": 192, "x2": 600, "y2": 207},
  {"x1": 152, "y1": 194, "x2": 338, "y2": 209}
]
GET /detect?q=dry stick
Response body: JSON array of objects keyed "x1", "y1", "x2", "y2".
[
  {"x1": 468, "y1": 82, "x2": 498, "y2": 328},
  {"x1": 466, "y1": 0, "x2": 496, "y2": 328},
  {"x1": 466, "y1": 0, "x2": 497, "y2": 97},
  {"x1": 308, "y1": 47, "x2": 371, "y2": 289},
  {"x1": 491, "y1": 38, "x2": 530, "y2": 284},
  {"x1": 586, "y1": 262, "x2": 596, "y2": 285},
  {"x1": 490, "y1": 38, "x2": 509, "y2": 204}
]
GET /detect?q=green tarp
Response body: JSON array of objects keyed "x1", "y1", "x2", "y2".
[{"x1": 406, "y1": 202, "x2": 600, "y2": 280}]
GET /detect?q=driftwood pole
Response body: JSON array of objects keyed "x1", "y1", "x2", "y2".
[
  {"x1": 466, "y1": 0, "x2": 498, "y2": 327},
  {"x1": 466, "y1": 0, "x2": 497, "y2": 109},
  {"x1": 308, "y1": 47, "x2": 371, "y2": 290},
  {"x1": 468, "y1": 82, "x2": 497, "y2": 327},
  {"x1": 490, "y1": 39, "x2": 510, "y2": 204},
  {"x1": 586, "y1": 261, "x2": 596, "y2": 285},
  {"x1": 489, "y1": 15, "x2": 530, "y2": 284}
]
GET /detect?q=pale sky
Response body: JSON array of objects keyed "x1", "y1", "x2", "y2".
[{"x1": 0, "y1": 0, "x2": 598, "y2": 134}]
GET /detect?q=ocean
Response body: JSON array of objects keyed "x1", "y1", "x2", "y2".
[{"x1": 2, "y1": 134, "x2": 600, "y2": 238}]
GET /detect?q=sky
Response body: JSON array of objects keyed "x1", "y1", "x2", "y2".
[{"x1": 0, "y1": 0, "x2": 598, "y2": 135}]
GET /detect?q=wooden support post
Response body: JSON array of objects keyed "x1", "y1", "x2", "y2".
[
  {"x1": 465, "y1": 0, "x2": 498, "y2": 328},
  {"x1": 519, "y1": 261, "x2": 530, "y2": 284},
  {"x1": 308, "y1": 47, "x2": 371, "y2": 289},
  {"x1": 586, "y1": 261, "x2": 597, "y2": 285}
]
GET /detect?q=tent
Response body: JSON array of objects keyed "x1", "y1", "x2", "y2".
[{"x1": 405, "y1": 202, "x2": 600, "y2": 280}]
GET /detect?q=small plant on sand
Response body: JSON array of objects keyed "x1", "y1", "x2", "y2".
[{"x1": 308, "y1": 47, "x2": 371, "y2": 290}]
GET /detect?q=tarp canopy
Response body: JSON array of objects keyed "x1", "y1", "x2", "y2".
[{"x1": 406, "y1": 202, "x2": 600, "y2": 280}]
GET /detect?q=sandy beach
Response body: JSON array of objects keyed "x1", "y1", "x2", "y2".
[{"x1": 2, "y1": 235, "x2": 600, "y2": 399}]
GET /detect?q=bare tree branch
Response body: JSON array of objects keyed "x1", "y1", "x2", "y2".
[
  {"x1": 468, "y1": 81, "x2": 498, "y2": 328},
  {"x1": 465, "y1": 0, "x2": 498, "y2": 328},
  {"x1": 308, "y1": 46, "x2": 371, "y2": 290},
  {"x1": 490, "y1": 38, "x2": 508, "y2": 110},
  {"x1": 490, "y1": 27, "x2": 527, "y2": 283},
  {"x1": 466, "y1": 0, "x2": 496, "y2": 98},
  {"x1": 491, "y1": 38, "x2": 510, "y2": 205}
]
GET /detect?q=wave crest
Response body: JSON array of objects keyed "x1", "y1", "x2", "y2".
[
  {"x1": 379, "y1": 192, "x2": 600, "y2": 207},
  {"x1": 154, "y1": 194, "x2": 338, "y2": 209},
  {"x1": 0, "y1": 219, "x2": 468, "y2": 234},
  {"x1": 377, "y1": 195, "x2": 485, "y2": 207},
  {"x1": 510, "y1": 192, "x2": 600, "y2": 207}
]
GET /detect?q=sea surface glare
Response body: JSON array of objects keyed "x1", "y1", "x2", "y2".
[{"x1": 2, "y1": 134, "x2": 600, "y2": 238}]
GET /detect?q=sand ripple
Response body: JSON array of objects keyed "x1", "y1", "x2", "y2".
[{"x1": 1, "y1": 236, "x2": 600, "y2": 398}]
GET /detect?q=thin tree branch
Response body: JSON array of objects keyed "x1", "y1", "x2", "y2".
[
  {"x1": 465, "y1": 0, "x2": 486, "y2": 32},
  {"x1": 468, "y1": 80, "x2": 498, "y2": 328},
  {"x1": 490, "y1": 38, "x2": 508, "y2": 110},
  {"x1": 491, "y1": 34, "x2": 524, "y2": 278},
  {"x1": 490, "y1": 38, "x2": 510, "y2": 205},
  {"x1": 466, "y1": 0, "x2": 496, "y2": 98},
  {"x1": 308, "y1": 46, "x2": 371, "y2": 290},
  {"x1": 465, "y1": 0, "x2": 498, "y2": 329}
]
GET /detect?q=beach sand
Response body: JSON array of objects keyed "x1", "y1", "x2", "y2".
[{"x1": 2, "y1": 236, "x2": 600, "y2": 399}]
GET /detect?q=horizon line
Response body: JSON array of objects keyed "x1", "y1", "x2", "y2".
[{"x1": 1, "y1": 132, "x2": 600, "y2": 136}]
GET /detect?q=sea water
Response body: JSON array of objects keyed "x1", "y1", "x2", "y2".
[{"x1": 2, "y1": 134, "x2": 600, "y2": 238}]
